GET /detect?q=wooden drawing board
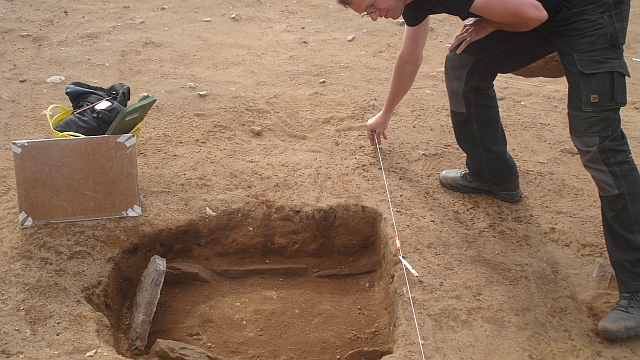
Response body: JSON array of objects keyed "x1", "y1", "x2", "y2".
[{"x1": 12, "y1": 134, "x2": 141, "y2": 226}]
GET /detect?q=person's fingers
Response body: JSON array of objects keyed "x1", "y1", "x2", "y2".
[
  {"x1": 448, "y1": 38, "x2": 462, "y2": 51},
  {"x1": 382, "y1": 132, "x2": 388, "y2": 141},
  {"x1": 367, "y1": 128, "x2": 375, "y2": 146},
  {"x1": 457, "y1": 38, "x2": 470, "y2": 54}
]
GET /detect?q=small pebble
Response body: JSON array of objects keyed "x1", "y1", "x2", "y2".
[
  {"x1": 197, "y1": 91, "x2": 208, "y2": 97},
  {"x1": 203, "y1": 18, "x2": 211, "y2": 22},
  {"x1": 496, "y1": 94, "x2": 506, "y2": 101},
  {"x1": 46, "y1": 76, "x2": 65, "y2": 83},
  {"x1": 187, "y1": 83, "x2": 196, "y2": 88},
  {"x1": 250, "y1": 127, "x2": 263, "y2": 135},
  {"x1": 86, "y1": 350, "x2": 97, "y2": 357},
  {"x1": 346, "y1": 35, "x2": 356, "y2": 42},
  {"x1": 319, "y1": 79, "x2": 327, "y2": 84},
  {"x1": 19, "y1": 76, "x2": 27, "y2": 82},
  {"x1": 230, "y1": 13, "x2": 241, "y2": 20},
  {"x1": 160, "y1": 6, "x2": 168, "y2": 10},
  {"x1": 560, "y1": 147, "x2": 579, "y2": 155},
  {"x1": 20, "y1": 33, "x2": 33, "y2": 37},
  {"x1": 123, "y1": 4, "x2": 130, "y2": 8}
]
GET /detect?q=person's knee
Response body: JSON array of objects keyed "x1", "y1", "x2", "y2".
[
  {"x1": 444, "y1": 51, "x2": 475, "y2": 113},
  {"x1": 571, "y1": 134, "x2": 620, "y2": 196}
]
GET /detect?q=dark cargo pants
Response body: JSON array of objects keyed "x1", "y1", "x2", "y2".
[{"x1": 444, "y1": 0, "x2": 640, "y2": 292}]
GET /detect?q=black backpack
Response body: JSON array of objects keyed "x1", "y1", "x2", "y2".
[{"x1": 54, "y1": 82, "x2": 131, "y2": 136}]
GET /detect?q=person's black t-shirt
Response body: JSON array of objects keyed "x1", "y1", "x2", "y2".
[
  {"x1": 402, "y1": 0, "x2": 566, "y2": 27},
  {"x1": 402, "y1": 0, "x2": 475, "y2": 27}
]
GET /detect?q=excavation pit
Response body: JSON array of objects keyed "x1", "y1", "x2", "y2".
[{"x1": 89, "y1": 204, "x2": 397, "y2": 359}]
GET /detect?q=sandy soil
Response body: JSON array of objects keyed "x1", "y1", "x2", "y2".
[{"x1": 2, "y1": 0, "x2": 640, "y2": 359}]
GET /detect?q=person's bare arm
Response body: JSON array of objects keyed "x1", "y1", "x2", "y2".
[
  {"x1": 366, "y1": 18, "x2": 430, "y2": 146},
  {"x1": 470, "y1": 0, "x2": 548, "y2": 31},
  {"x1": 449, "y1": 0, "x2": 548, "y2": 53}
]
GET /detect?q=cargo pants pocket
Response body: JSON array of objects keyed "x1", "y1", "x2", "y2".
[{"x1": 575, "y1": 53, "x2": 630, "y2": 111}]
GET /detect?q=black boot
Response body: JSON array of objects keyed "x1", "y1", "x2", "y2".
[
  {"x1": 438, "y1": 169, "x2": 522, "y2": 203},
  {"x1": 598, "y1": 292, "x2": 640, "y2": 339}
]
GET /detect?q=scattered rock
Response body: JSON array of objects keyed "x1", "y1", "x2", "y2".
[
  {"x1": 85, "y1": 349, "x2": 97, "y2": 357},
  {"x1": 135, "y1": 19, "x2": 145, "y2": 24},
  {"x1": 594, "y1": 258, "x2": 614, "y2": 288},
  {"x1": 46, "y1": 76, "x2": 65, "y2": 83},
  {"x1": 130, "y1": 255, "x2": 166, "y2": 351},
  {"x1": 123, "y1": 4, "x2": 130, "y2": 8},
  {"x1": 346, "y1": 35, "x2": 356, "y2": 42},
  {"x1": 197, "y1": 91, "x2": 208, "y2": 97},
  {"x1": 151, "y1": 339, "x2": 231, "y2": 360},
  {"x1": 560, "y1": 147, "x2": 579, "y2": 155},
  {"x1": 205, "y1": 206, "x2": 216, "y2": 216},
  {"x1": 369, "y1": 101, "x2": 378, "y2": 107},
  {"x1": 160, "y1": 6, "x2": 168, "y2": 10},
  {"x1": 20, "y1": 33, "x2": 33, "y2": 37},
  {"x1": 214, "y1": 264, "x2": 308, "y2": 279},
  {"x1": 344, "y1": 347, "x2": 393, "y2": 360},
  {"x1": 18, "y1": 76, "x2": 27, "y2": 83},
  {"x1": 186, "y1": 82, "x2": 196, "y2": 89},
  {"x1": 250, "y1": 126, "x2": 263, "y2": 135},
  {"x1": 314, "y1": 262, "x2": 378, "y2": 277},
  {"x1": 319, "y1": 79, "x2": 327, "y2": 84},
  {"x1": 1, "y1": 94, "x2": 8, "y2": 100},
  {"x1": 394, "y1": 19, "x2": 405, "y2": 26},
  {"x1": 230, "y1": 13, "x2": 241, "y2": 20},
  {"x1": 496, "y1": 93, "x2": 506, "y2": 101},
  {"x1": 538, "y1": 159, "x2": 548, "y2": 163},
  {"x1": 165, "y1": 262, "x2": 216, "y2": 284},
  {"x1": 203, "y1": 18, "x2": 212, "y2": 22}
]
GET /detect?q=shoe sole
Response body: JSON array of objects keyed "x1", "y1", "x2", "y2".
[
  {"x1": 439, "y1": 178, "x2": 523, "y2": 203},
  {"x1": 599, "y1": 327, "x2": 640, "y2": 340}
]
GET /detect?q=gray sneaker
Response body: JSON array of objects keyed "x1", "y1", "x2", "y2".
[
  {"x1": 598, "y1": 292, "x2": 640, "y2": 339},
  {"x1": 438, "y1": 169, "x2": 522, "y2": 203}
]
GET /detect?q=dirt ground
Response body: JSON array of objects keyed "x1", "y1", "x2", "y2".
[{"x1": 2, "y1": 0, "x2": 640, "y2": 359}]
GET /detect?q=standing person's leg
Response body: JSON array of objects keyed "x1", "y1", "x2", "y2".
[
  {"x1": 440, "y1": 31, "x2": 555, "y2": 202},
  {"x1": 548, "y1": 0, "x2": 640, "y2": 338}
]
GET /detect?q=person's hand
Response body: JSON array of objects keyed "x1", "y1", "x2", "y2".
[
  {"x1": 366, "y1": 111, "x2": 390, "y2": 146},
  {"x1": 448, "y1": 18, "x2": 496, "y2": 54}
]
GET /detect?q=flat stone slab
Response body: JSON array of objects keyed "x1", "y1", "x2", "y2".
[
  {"x1": 130, "y1": 255, "x2": 166, "y2": 350},
  {"x1": 213, "y1": 264, "x2": 307, "y2": 279},
  {"x1": 166, "y1": 262, "x2": 216, "y2": 284},
  {"x1": 344, "y1": 347, "x2": 393, "y2": 360},
  {"x1": 151, "y1": 339, "x2": 231, "y2": 360},
  {"x1": 314, "y1": 261, "x2": 378, "y2": 277}
]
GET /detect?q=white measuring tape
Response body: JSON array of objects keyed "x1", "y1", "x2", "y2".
[{"x1": 371, "y1": 130, "x2": 425, "y2": 360}]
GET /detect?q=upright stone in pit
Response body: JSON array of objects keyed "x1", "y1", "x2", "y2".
[{"x1": 130, "y1": 255, "x2": 167, "y2": 350}]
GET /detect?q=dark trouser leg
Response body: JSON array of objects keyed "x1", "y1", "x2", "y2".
[
  {"x1": 549, "y1": 0, "x2": 640, "y2": 292},
  {"x1": 444, "y1": 32, "x2": 555, "y2": 185}
]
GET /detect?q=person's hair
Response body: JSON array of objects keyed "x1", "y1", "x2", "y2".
[{"x1": 337, "y1": 0, "x2": 352, "y2": 7}]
